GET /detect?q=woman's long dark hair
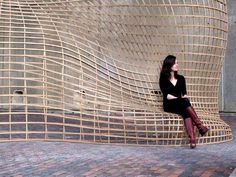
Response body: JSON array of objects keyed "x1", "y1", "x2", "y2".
[{"x1": 160, "y1": 55, "x2": 178, "y2": 80}]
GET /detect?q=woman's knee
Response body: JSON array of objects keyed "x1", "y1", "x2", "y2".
[{"x1": 180, "y1": 98, "x2": 191, "y2": 108}]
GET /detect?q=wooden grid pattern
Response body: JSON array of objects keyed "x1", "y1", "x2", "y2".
[{"x1": 0, "y1": 0, "x2": 232, "y2": 145}]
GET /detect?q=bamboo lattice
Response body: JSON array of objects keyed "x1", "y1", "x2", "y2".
[{"x1": 0, "y1": 0, "x2": 232, "y2": 146}]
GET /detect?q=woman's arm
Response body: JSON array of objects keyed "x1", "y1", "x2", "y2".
[
  {"x1": 167, "y1": 94, "x2": 178, "y2": 100},
  {"x1": 181, "y1": 76, "x2": 187, "y2": 97},
  {"x1": 159, "y1": 76, "x2": 169, "y2": 99},
  {"x1": 182, "y1": 94, "x2": 188, "y2": 98}
]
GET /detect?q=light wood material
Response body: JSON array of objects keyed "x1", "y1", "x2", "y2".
[{"x1": 0, "y1": 0, "x2": 232, "y2": 146}]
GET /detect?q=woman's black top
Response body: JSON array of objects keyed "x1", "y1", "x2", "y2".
[{"x1": 159, "y1": 74, "x2": 191, "y2": 118}]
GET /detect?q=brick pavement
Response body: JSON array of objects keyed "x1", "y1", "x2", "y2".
[{"x1": 0, "y1": 116, "x2": 235, "y2": 177}]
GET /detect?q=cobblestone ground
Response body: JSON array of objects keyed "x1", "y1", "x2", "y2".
[{"x1": 0, "y1": 117, "x2": 235, "y2": 177}]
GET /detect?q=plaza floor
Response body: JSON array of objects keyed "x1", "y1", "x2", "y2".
[{"x1": 0, "y1": 117, "x2": 235, "y2": 177}]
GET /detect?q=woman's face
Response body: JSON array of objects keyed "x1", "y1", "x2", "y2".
[{"x1": 171, "y1": 60, "x2": 178, "y2": 71}]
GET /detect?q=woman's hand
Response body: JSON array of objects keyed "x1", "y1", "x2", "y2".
[
  {"x1": 182, "y1": 95, "x2": 188, "y2": 98},
  {"x1": 167, "y1": 94, "x2": 178, "y2": 100}
]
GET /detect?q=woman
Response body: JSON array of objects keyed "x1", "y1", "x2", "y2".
[{"x1": 159, "y1": 55, "x2": 209, "y2": 148}]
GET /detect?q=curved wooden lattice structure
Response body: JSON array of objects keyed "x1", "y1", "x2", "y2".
[{"x1": 0, "y1": 0, "x2": 232, "y2": 145}]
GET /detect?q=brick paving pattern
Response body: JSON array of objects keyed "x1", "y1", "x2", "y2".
[{"x1": 0, "y1": 117, "x2": 235, "y2": 177}]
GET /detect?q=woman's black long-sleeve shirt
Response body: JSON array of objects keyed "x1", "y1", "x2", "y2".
[{"x1": 159, "y1": 74, "x2": 188, "y2": 113}]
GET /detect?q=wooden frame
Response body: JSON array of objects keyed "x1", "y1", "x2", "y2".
[{"x1": 0, "y1": 0, "x2": 232, "y2": 146}]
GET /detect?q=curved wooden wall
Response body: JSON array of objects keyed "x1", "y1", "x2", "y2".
[{"x1": 0, "y1": 0, "x2": 232, "y2": 145}]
